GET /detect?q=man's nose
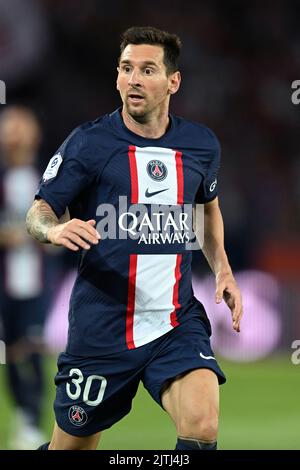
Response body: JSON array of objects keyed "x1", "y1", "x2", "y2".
[{"x1": 128, "y1": 69, "x2": 142, "y2": 87}]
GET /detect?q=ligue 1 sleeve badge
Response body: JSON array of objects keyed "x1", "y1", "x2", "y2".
[
  {"x1": 68, "y1": 405, "x2": 88, "y2": 426},
  {"x1": 42, "y1": 152, "x2": 63, "y2": 182},
  {"x1": 147, "y1": 160, "x2": 168, "y2": 181}
]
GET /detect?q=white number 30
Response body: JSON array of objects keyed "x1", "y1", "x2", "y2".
[{"x1": 66, "y1": 368, "x2": 107, "y2": 406}]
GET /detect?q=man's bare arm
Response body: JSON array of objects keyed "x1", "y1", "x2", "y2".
[
  {"x1": 26, "y1": 199, "x2": 59, "y2": 243},
  {"x1": 194, "y1": 197, "x2": 243, "y2": 332},
  {"x1": 26, "y1": 199, "x2": 100, "y2": 251},
  {"x1": 201, "y1": 198, "x2": 231, "y2": 276}
]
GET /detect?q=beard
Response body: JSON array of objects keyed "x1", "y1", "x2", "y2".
[{"x1": 125, "y1": 100, "x2": 149, "y2": 123}]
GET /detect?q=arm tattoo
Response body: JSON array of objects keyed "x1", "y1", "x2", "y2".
[{"x1": 26, "y1": 199, "x2": 59, "y2": 243}]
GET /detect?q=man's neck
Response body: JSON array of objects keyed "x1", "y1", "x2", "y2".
[{"x1": 121, "y1": 108, "x2": 170, "y2": 139}]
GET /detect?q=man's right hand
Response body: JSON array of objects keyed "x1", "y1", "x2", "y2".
[{"x1": 47, "y1": 219, "x2": 100, "y2": 251}]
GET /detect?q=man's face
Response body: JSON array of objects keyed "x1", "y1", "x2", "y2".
[
  {"x1": 117, "y1": 44, "x2": 180, "y2": 120},
  {"x1": 0, "y1": 108, "x2": 41, "y2": 164}
]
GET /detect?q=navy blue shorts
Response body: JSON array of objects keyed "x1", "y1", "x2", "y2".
[{"x1": 54, "y1": 315, "x2": 226, "y2": 436}]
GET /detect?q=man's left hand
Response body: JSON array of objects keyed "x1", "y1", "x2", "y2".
[{"x1": 215, "y1": 272, "x2": 243, "y2": 332}]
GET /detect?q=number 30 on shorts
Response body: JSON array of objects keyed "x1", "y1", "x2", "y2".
[{"x1": 66, "y1": 368, "x2": 107, "y2": 406}]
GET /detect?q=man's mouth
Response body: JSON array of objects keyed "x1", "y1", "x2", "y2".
[{"x1": 127, "y1": 93, "x2": 145, "y2": 103}]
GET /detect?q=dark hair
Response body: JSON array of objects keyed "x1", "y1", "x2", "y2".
[{"x1": 120, "y1": 26, "x2": 181, "y2": 75}]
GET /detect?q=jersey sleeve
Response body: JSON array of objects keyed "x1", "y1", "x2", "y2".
[
  {"x1": 195, "y1": 131, "x2": 221, "y2": 204},
  {"x1": 35, "y1": 127, "x2": 94, "y2": 218}
]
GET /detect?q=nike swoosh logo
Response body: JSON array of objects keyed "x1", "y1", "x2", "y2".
[
  {"x1": 145, "y1": 188, "x2": 169, "y2": 198},
  {"x1": 199, "y1": 352, "x2": 216, "y2": 360}
]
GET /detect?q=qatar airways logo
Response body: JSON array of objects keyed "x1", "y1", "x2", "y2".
[{"x1": 96, "y1": 196, "x2": 204, "y2": 250}]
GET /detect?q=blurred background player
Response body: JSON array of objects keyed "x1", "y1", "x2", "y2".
[{"x1": 0, "y1": 106, "x2": 48, "y2": 449}]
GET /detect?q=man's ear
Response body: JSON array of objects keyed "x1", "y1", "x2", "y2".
[
  {"x1": 116, "y1": 68, "x2": 120, "y2": 90},
  {"x1": 168, "y1": 71, "x2": 181, "y2": 95},
  {"x1": 116, "y1": 67, "x2": 120, "y2": 91}
]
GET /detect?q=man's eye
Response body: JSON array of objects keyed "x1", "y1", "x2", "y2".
[
  {"x1": 144, "y1": 68, "x2": 153, "y2": 75},
  {"x1": 123, "y1": 66, "x2": 131, "y2": 73}
]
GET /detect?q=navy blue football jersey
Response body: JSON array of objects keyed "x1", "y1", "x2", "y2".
[{"x1": 35, "y1": 108, "x2": 220, "y2": 355}]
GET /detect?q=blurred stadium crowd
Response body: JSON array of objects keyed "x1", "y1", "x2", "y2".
[{"x1": 0, "y1": 0, "x2": 299, "y2": 449}]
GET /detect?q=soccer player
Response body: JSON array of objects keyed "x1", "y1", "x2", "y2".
[
  {"x1": 0, "y1": 107, "x2": 48, "y2": 448},
  {"x1": 26, "y1": 26, "x2": 243, "y2": 451}
]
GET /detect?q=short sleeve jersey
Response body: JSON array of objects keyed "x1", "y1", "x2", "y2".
[{"x1": 36, "y1": 108, "x2": 220, "y2": 355}]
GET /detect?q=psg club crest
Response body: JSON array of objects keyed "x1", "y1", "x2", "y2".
[
  {"x1": 68, "y1": 405, "x2": 88, "y2": 427},
  {"x1": 147, "y1": 160, "x2": 168, "y2": 181}
]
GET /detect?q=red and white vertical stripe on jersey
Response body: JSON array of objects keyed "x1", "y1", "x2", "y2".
[
  {"x1": 126, "y1": 146, "x2": 184, "y2": 349},
  {"x1": 126, "y1": 254, "x2": 138, "y2": 349},
  {"x1": 170, "y1": 254, "x2": 182, "y2": 327},
  {"x1": 128, "y1": 145, "x2": 184, "y2": 205},
  {"x1": 125, "y1": 253, "x2": 182, "y2": 349},
  {"x1": 175, "y1": 151, "x2": 184, "y2": 205},
  {"x1": 128, "y1": 145, "x2": 139, "y2": 204}
]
